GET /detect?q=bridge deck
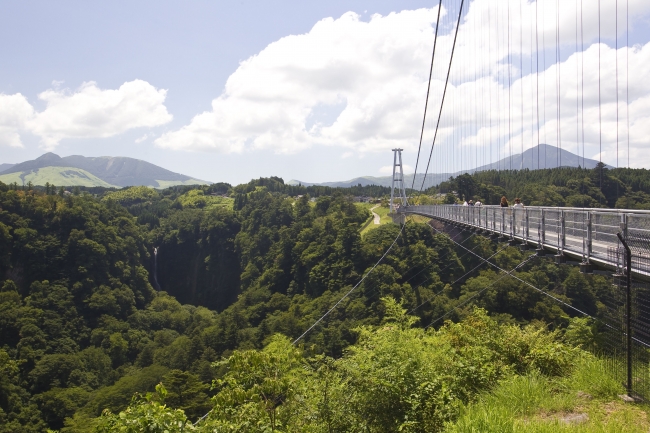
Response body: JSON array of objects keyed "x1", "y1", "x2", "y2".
[{"x1": 402, "y1": 205, "x2": 650, "y2": 279}]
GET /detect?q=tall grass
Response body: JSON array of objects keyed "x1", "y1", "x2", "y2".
[{"x1": 446, "y1": 355, "x2": 648, "y2": 433}]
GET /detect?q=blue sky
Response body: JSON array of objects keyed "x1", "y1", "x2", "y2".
[{"x1": 2, "y1": 0, "x2": 650, "y2": 185}]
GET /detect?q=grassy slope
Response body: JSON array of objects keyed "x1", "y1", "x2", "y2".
[
  {"x1": 154, "y1": 179, "x2": 210, "y2": 188},
  {"x1": 0, "y1": 167, "x2": 117, "y2": 187},
  {"x1": 356, "y1": 203, "x2": 392, "y2": 236},
  {"x1": 447, "y1": 356, "x2": 650, "y2": 433},
  {"x1": 0, "y1": 167, "x2": 210, "y2": 189}
]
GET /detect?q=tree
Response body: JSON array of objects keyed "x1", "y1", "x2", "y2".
[
  {"x1": 162, "y1": 370, "x2": 210, "y2": 421},
  {"x1": 96, "y1": 383, "x2": 194, "y2": 433}
]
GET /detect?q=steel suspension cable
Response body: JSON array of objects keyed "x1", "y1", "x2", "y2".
[
  {"x1": 424, "y1": 254, "x2": 536, "y2": 328},
  {"x1": 411, "y1": 0, "x2": 444, "y2": 191},
  {"x1": 419, "y1": 0, "x2": 466, "y2": 194},
  {"x1": 408, "y1": 242, "x2": 511, "y2": 315},
  {"x1": 292, "y1": 223, "x2": 406, "y2": 345}
]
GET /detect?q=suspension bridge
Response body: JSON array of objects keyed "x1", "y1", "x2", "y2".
[{"x1": 297, "y1": 0, "x2": 650, "y2": 399}]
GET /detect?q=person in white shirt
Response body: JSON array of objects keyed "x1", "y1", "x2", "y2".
[
  {"x1": 512, "y1": 198, "x2": 524, "y2": 208},
  {"x1": 462, "y1": 200, "x2": 468, "y2": 206},
  {"x1": 474, "y1": 200, "x2": 482, "y2": 206}
]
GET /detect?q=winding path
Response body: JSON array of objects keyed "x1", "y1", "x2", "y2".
[{"x1": 370, "y1": 205, "x2": 381, "y2": 225}]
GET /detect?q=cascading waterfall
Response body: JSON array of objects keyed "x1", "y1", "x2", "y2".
[{"x1": 153, "y1": 247, "x2": 161, "y2": 291}]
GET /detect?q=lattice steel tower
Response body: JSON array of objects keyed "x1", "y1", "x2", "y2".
[{"x1": 390, "y1": 148, "x2": 408, "y2": 212}]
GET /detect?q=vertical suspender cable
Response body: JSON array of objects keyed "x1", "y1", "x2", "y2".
[
  {"x1": 616, "y1": 0, "x2": 619, "y2": 173},
  {"x1": 626, "y1": 0, "x2": 630, "y2": 168},
  {"x1": 531, "y1": 2, "x2": 535, "y2": 167},
  {"x1": 542, "y1": 3, "x2": 548, "y2": 168},
  {"x1": 598, "y1": 0, "x2": 602, "y2": 196},
  {"x1": 497, "y1": 1, "x2": 501, "y2": 172},
  {"x1": 520, "y1": 0, "x2": 524, "y2": 170},
  {"x1": 556, "y1": 0, "x2": 561, "y2": 168},
  {"x1": 581, "y1": 0, "x2": 585, "y2": 168},
  {"x1": 508, "y1": 2, "x2": 512, "y2": 171},
  {"x1": 576, "y1": 0, "x2": 580, "y2": 164},
  {"x1": 536, "y1": 0, "x2": 540, "y2": 170},
  {"x1": 489, "y1": 5, "x2": 493, "y2": 173}
]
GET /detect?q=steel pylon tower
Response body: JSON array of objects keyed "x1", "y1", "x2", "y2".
[{"x1": 390, "y1": 148, "x2": 408, "y2": 212}]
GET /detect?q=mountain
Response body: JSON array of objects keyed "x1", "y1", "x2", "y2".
[
  {"x1": 471, "y1": 143, "x2": 611, "y2": 172},
  {"x1": 0, "y1": 163, "x2": 15, "y2": 173},
  {"x1": 0, "y1": 153, "x2": 208, "y2": 188},
  {"x1": 288, "y1": 144, "x2": 610, "y2": 188},
  {"x1": 0, "y1": 166, "x2": 118, "y2": 188}
]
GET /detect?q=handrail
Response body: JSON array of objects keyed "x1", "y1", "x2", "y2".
[{"x1": 401, "y1": 205, "x2": 650, "y2": 279}]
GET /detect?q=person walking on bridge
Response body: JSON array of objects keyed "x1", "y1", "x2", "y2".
[
  {"x1": 513, "y1": 198, "x2": 524, "y2": 209},
  {"x1": 500, "y1": 196, "x2": 509, "y2": 207}
]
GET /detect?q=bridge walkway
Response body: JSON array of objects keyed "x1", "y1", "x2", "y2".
[{"x1": 401, "y1": 205, "x2": 650, "y2": 280}]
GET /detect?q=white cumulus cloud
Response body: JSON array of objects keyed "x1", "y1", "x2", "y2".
[
  {"x1": 154, "y1": 0, "x2": 650, "y2": 170},
  {"x1": 0, "y1": 80, "x2": 172, "y2": 149},
  {"x1": 29, "y1": 80, "x2": 172, "y2": 149},
  {"x1": 0, "y1": 93, "x2": 34, "y2": 147},
  {"x1": 155, "y1": 7, "x2": 445, "y2": 154}
]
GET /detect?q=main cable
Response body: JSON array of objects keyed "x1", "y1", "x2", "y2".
[
  {"x1": 420, "y1": 0, "x2": 466, "y2": 194},
  {"x1": 411, "y1": 0, "x2": 444, "y2": 191},
  {"x1": 292, "y1": 222, "x2": 405, "y2": 344},
  {"x1": 424, "y1": 254, "x2": 535, "y2": 328}
]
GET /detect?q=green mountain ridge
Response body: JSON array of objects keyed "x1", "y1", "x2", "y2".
[
  {"x1": 0, "y1": 152, "x2": 208, "y2": 188},
  {"x1": 0, "y1": 166, "x2": 118, "y2": 188}
]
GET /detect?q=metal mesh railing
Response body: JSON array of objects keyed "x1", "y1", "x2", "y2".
[
  {"x1": 404, "y1": 205, "x2": 650, "y2": 279},
  {"x1": 401, "y1": 205, "x2": 650, "y2": 399}
]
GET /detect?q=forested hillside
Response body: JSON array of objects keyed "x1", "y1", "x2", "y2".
[
  {"x1": 431, "y1": 163, "x2": 650, "y2": 209},
  {"x1": 0, "y1": 175, "x2": 646, "y2": 432}
]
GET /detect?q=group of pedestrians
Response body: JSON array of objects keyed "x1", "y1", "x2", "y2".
[
  {"x1": 500, "y1": 196, "x2": 524, "y2": 208},
  {"x1": 461, "y1": 196, "x2": 524, "y2": 208}
]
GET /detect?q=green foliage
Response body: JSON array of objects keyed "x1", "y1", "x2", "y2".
[
  {"x1": 432, "y1": 164, "x2": 650, "y2": 208},
  {"x1": 0, "y1": 176, "x2": 640, "y2": 431},
  {"x1": 102, "y1": 186, "x2": 159, "y2": 205},
  {"x1": 96, "y1": 383, "x2": 194, "y2": 433}
]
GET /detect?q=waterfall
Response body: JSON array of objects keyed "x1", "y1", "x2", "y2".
[{"x1": 153, "y1": 247, "x2": 161, "y2": 291}]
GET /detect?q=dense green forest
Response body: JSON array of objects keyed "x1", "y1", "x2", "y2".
[
  {"x1": 0, "y1": 174, "x2": 648, "y2": 432},
  {"x1": 431, "y1": 163, "x2": 650, "y2": 209}
]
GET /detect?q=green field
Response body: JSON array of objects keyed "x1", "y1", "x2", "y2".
[
  {"x1": 154, "y1": 179, "x2": 210, "y2": 188},
  {"x1": 0, "y1": 166, "x2": 118, "y2": 187}
]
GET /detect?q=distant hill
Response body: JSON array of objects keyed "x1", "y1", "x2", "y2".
[
  {"x1": 0, "y1": 153, "x2": 208, "y2": 188},
  {"x1": 0, "y1": 166, "x2": 117, "y2": 188},
  {"x1": 0, "y1": 163, "x2": 15, "y2": 173},
  {"x1": 288, "y1": 144, "x2": 609, "y2": 188}
]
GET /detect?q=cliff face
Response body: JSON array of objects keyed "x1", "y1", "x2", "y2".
[{"x1": 154, "y1": 210, "x2": 241, "y2": 310}]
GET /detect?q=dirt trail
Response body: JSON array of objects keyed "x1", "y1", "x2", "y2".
[{"x1": 370, "y1": 205, "x2": 381, "y2": 225}]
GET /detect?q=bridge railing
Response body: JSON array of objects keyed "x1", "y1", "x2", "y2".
[{"x1": 403, "y1": 205, "x2": 650, "y2": 278}]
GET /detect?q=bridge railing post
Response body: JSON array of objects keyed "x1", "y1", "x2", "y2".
[
  {"x1": 540, "y1": 209, "x2": 546, "y2": 246},
  {"x1": 585, "y1": 212, "x2": 592, "y2": 263},
  {"x1": 500, "y1": 208, "x2": 505, "y2": 237},
  {"x1": 557, "y1": 210, "x2": 566, "y2": 254},
  {"x1": 524, "y1": 209, "x2": 529, "y2": 243}
]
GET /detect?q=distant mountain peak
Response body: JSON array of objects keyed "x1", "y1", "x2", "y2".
[
  {"x1": 35, "y1": 152, "x2": 62, "y2": 162},
  {"x1": 289, "y1": 144, "x2": 609, "y2": 189}
]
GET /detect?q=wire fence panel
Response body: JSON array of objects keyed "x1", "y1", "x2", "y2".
[{"x1": 401, "y1": 205, "x2": 650, "y2": 398}]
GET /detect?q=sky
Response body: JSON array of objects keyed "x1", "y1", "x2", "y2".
[{"x1": 1, "y1": 0, "x2": 650, "y2": 186}]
